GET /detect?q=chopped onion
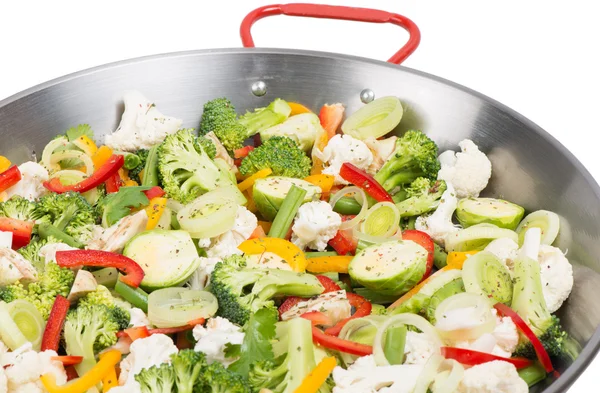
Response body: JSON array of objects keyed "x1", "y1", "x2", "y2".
[
  {"x1": 177, "y1": 190, "x2": 238, "y2": 239},
  {"x1": 430, "y1": 359, "x2": 464, "y2": 393},
  {"x1": 166, "y1": 199, "x2": 185, "y2": 213},
  {"x1": 414, "y1": 354, "x2": 444, "y2": 393},
  {"x1": 41, "y1": 137, "x2": 70, "y2": 172},
  {"x1": 434, "y1": 292, "x2": 495, "y2": 341},
  {"x1": 148, "y1": 287, "x2": 218, "y2": 328},
  {"x1": 329, "y1": 186, "x2": 368, "y2": 230},
  {"x1": 373, "y1": 313, "x2": 442, "y2": 366},
  {"x1": 342, "y1": 96, "x2": 403, "y2": 140},
  {"x1": 50, "y1": 150, "x2": 94, "y2": 176}
]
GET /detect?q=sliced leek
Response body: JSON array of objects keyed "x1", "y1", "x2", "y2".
[
  {"x1": 6, "y1": 300, "x2": 45, "y2": 350},
  {"x1": 341, "y1": 96, "x2": 403, "y2": 140},
  {"x1": 148, "y1": 287, "x2": 218, "y2": 328}
]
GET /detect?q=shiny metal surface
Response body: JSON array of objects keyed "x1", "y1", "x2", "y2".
[
  {"x1": 360, "y1": 88, "x2": 375, "y2": 104},
  {"x1": 0, "y1": 48, "x2": 599, "y2": 392}
]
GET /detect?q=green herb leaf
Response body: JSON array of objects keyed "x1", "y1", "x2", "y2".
[
  {"x1": 100, "y1": 186, "x2": 152, "y2": 227},
  {"x1": 65, "y1": 124, "x2": 94, "y2": 141}
]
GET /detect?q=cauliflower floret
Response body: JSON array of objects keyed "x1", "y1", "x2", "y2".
[
  {"x1": 538, "y1": 244, "x2": 573, "y2": 313},
  {"x1": 322, "y1": 134, "x2": 373, "y2": 185},
  {"x1": 415, "y1": 183, "x2": 459, "y2": 247},
  {"x1": 186, "y1": 256, "x2": 222, "y2": 290},
  {"x1": 105, "y1": 91, "x2": 182, "y2": 151},
  {"x1": 2, "y1": 345, "x2": 66, "y2": 393},
  {"x1": 403, "y1": 331, "x2": 438, "y2": 365},
  {"x1": 204, "y1": 206, "x2": 257, "y2": 259},
  {"x1": 0, "y1": 248, "x2": 37, "y2": 285},
  {"x1": 332, "y1": 355, "x2": 423, "y2": 393},
  {"x1": 247, "y1": 252, "x2": 292, "y2": 271},
  {"x1": 5, "y1": 162, "x2": 49, "y2": 201},
  {"x1": 363, "y1": 136, "x2": 398, "y2": 175},
  {"x1": 437, "y1": 139, "x2": 492, "y2": 199},
  {"x1": 129, "y1": 308, "x2": 151, "y2": 328},
  {"x1": 87, "y1": 210, "x2": 148, "y2": 254},
  {"x1": 483, "y1": 237, "x2": 519, "y2": 271},
  {"x1": 281, "y1": 290, "x2": 351, "y2": 324},
  {"x1": 193, "y1": 317, "x2": 245, "y2": 366},
  {"x1": 492, "y1": 313, "x2": 519, "y2": 355},
  {"x1": 457, "y1": 360, "x2": 528, "y2": 393},
  {"x1": 291, "y1": 201, "x2": 342, "y2": 251},
  {"x1": 38, "y1": 242, "x2": 78, "y2": 265},
  {"x1": 0, "y1": 368, "x2": 6, "y2": 393},
  {"x1": 0, "y1": 232, "x2": 13, "y2": 249},
  {"x1": 118, "y1": 334, "x2": 178, "y2": 389}
]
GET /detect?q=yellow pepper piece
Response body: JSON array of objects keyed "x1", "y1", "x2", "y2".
[
  {"x1": 41, "y1": 350, "x2": 121, "y2": 393},
  {"x1": 293, "y1": 356, "x2": 337, "y2": 393},
  {"x1": 238, "y1": 168, "x2": 272, "y2": 192},
  {"x1": 257, "y1": 221, "x2": 272, "y2": 234},
  {"x1": 288, "y1": 102, "x2": 312, "y2": 115},
  {"x1": 102, "y1": 367, "x2": 118, "y2": 392},
  {"x1": 0, "y1": 192, "x2": 7, "y2": 202},
  {"x1": 124, "y1": 179, "x2": 139, "y2": 187},
  {"x1": 245, "y1": 190, "x2": 258, "y2": 213},
  {"x1": 92, "y1": 146, "x2": 113, "y2": 170},
  {"x1": 72, "y1": 135, "x2": 98, "y2": 157},
  {"x1": 239, "y1": 237, "x2": 308, "y2": 272},
  {"x1": 306, "y1": 256, "x2": 353, "y2": 274},
  {"x1": 303, "y1": 174, "x2": 335, "y2": 193},
  {"x1": 0, "y1": 156, "x2": 11, "y2": 173},
  {"x1": 138, "y1": 169, "x2": 145, "y2": 183},
  {"x1": 447, "y1": 251, "x2": 478, "y2": 268},
  {"x1": 145, "y1": 197, "x2": 167, "y2": 230}
]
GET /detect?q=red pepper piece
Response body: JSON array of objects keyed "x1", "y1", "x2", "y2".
[
  {"x1": 325, "y1": 293, "x2": 372, "y2": 336},
  {"x1": 41, "y1": 295, "x2": 70, "y2": 351},
  {"x1": 51, "y1": 356, "x2": 83, "y2": 366},
  {"x1": 319, "y1": 103, "x2": 345, "y2": 140},
  {"x1": 328, "y1": 229, "x2": 357, "y2": 256},
  {"x1": 0, "y1": 217, "x2": 33, "y2": 250},
  {"x1": 117, "y1": 319, "x2": 206, "y2": 341},
  {"x1": 65, "y1": 366, "x2": 79, "y2": 381},
  {"x1": 402, "y1": 230, "x2": 435, "y2": 279},
  {"x1": 105, "y1": 172, "x2": 122, "y2": 194},
  {"x1": 494, "y1": 303, "x2": 554, "y2": 373},
  {"x1": 55, "y1": 250, "x2": 145, "y2": 288},
  {"x1": 339, "y1": 163, "x2": 393, "y2": 203},
  {"x1": 316, "y1": 275, "x2": 342, "y2": 293},
  {"x1": 301, "y1": 311, "x2": 334, "y2": 327},
  {"x1": 302, "y1": 313, "x2": 373, "y2": 356},
  {"x1": 143, "y1": 186, "x2": 166, "y2": 200},
  {"x1": 43, "y1": 154, "x2": 124, "y2": 194},
  {"x1": 176, "y1": 331, "x2": 194, "y2": 350},
  {"x1": 441, "y1": 346, "x2": 532, "y2": 369},
  {"x1": 0, "y1": 166, "x2": 22, "y2": 193}
]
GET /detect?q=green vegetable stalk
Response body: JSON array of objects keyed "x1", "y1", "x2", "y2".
[{"x1": 268, "y1": 185, "x2": 307, "y2": 239}]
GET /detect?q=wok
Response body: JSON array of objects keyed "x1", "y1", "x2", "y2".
[{"x1": 0, "y1": 3, "x2": 598, "y2": 392}]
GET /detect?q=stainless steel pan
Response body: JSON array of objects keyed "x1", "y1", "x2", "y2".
[{"x1": 0, "y1": 4, "x2": 598, "y2": 392}]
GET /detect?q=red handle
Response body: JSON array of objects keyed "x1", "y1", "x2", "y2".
[{"x1": 240, "y1": 3, "x2": 421, "y2": 64}]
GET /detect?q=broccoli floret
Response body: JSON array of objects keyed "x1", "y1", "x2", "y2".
[
  {"x1": 136, "y1": 362, "x2": 176, "y2": 393},
  {"x1": 202, "y1": 362, "x2": 250, "y2": 393},
  {"x1": 32, "y1": 192, "x2": 97, "y2": 243},
  {"x1": 0, "y1": 262, "x2": 75, "y2": 319},
  {"x1": 0, "y1": 196, "x2": 37, "y2": 221},
  {"x1": 513, "y1": 315, "x2": 581, "y2": 362},
  {"x1": 128, "y1": 149, "x2": 149, "y2": 182},
  {"x1": 64, "y1": 303, "x2": 127, "y2": 375},
  {"x1": 239, "y1": 136, "x2": 311, "y2": 179},
  {"x1": 196, "y1": 136, "x2": 217, "y2": 160},
  {"x1": 208, "y1": 255, "x2": 324, "y2": 325},
  {"x1": 249, "y1": 318, "x2": 329, "y2": 393},
  {"x1": 199, "y1": 98, "x2": 291, "y2": 152},
  {"x1": 17, "y1": 236, "x2": 60, "y2": 271},
  {"x1": 374, "y1": 130, "x2": 440, "y2": 193},
  {"x1": 79, "y1": 285, "x2": 114, "y2": 307},
  {"x1": 171, "y1": 350, "x2": 207, "y2": 393},
  {"x1": 158, "y1": 129, "x2": 227, "y2": 204},
  {"x1": 395, "y1": 178, "x2": 447, "y2": 217}
]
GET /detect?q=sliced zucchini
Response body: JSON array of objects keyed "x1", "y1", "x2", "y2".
[
  {"x1": 456, "y1": 197, "x2": 524, "y2": 230},
  {"x1": 516, "y1": 210, "x2": 560, "y2": 246}
]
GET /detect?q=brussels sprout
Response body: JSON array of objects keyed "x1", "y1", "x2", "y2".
[
  {"x1": 456, "y1": 197, "x2": 525, "y2": 230},
  {"x1": 259, "y1": 113, "x2": 323, "y2": 152},
  {"x1": 252, "y1": 176, "x2": 321, "y2": 221},
  {"x1": 348, "y1": 240, "x2": 427, "y2": 297}
]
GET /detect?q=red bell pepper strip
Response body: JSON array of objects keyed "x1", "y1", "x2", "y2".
[
  {"x1": 117, "y1": 318, "x2": 206, "y2": 341},
  {"x1": 65, "y1": 366, "x2": 79, "y2": 382},
  {"x1": 339, "y1": 163, "x2": 393, "y2": 203},
  {"x1": 176, "y1": 331, "x2": 194, "y2": 350},
  {"x1": 302, "y1": 313, "x2": 373, "y2": 356},
  {"x1": 278, "y1": 276, "x2": 341, "y2": 319},
  {"x1": 319, "y1": 103, "x2": 345, "y2": 140},
  {"x1": 105, "y1": 172, "x2": 122, "y2": 194},
  {"x1": 328, "y1": 229, "x2": 357, "y2": 256},
  {"x1": 41, "y1": 295, "x2": 70, "y2": 351},
  {"x1": 0, "y1": 217, "x2": 33, "y2": 250},
  {"x1": 123, "y1": 326, "x2": 150, "y2": 341},
  {"x1": 440, "y1": 346, "x2": 532, "y2": 369},
  {"x1": 43, "y1": 154, "x2": 124, "y2": 194},
  {"x1": 301, "y1": 311, "x2": 334, "y2": 327},
  {"x1": 55, "y1": 250, "x2": 145, "y2": 288},
  {"x1": 0, "y1": 166, "x2": 22, "y2": 193},
  {"x1": 493, "y1": 303, "x2": 554, "y2": 373},
  {"x1": 51, "y1": 356, "x2": 83, "y2": 366},
  {"x1": 325, "y1": 293, "x2": 372, "y2": 336},
  {"x1": 402, "y1": 230, "x2": 435, "y2": 279},
  {"x1": 317, "y1": 275, "x2": 342, "y2": 293},
  {"x1": 143, "y1": 186, "x2": 165, "y2": 200},
  {"x1": 234, "y1": 146, "x2": 255, "y2": 167}
]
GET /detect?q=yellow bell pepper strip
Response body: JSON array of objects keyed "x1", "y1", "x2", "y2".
[
  {"x1": 238, "y1": 168, "x2": 272, "y2": 192},
  {"x1": 306, "y1": 256, "x2": 353, "y2": 274},
  {"x1": 0, "y1": 156, "x2": 11, "y2": 173},
  {"x1": 288, "y1": 102, "x2": 312, "y2": 115},
  {"x1": 293, "y1": 356, "x2": 337, "y2": 393},
  {"x1": 447, "y1": 251, "x2": 478, "y2": 267},
  {"x1": 303, "y1": 174, "x2": 335, "y2": 193},
  {"x1": 245, "y1": 190, "x2": 258, "y2": 213},
  {"x1": 257, "y1": 221, "x2": 272, "y2": 234},
  {"x1": 92, "y1": 146, "x2": 113, "y2": 170},
  {"x1": 145, "y1": 197, "x2": 167, "y2": 230},
  {"x1": 102, "y1": 367, "x2": 118, "y2": 392},
  {"x1": 0, "y1": 192, "x2": 7, "y2": 202},
  {"x1": 40, "y1": 349, "x2": 122, "y2": 393},
  {"x1": 239, "y1": 237, "x2": 308, "y2": 272},
  {"x1": 72, "y1": 135, "x2": 98, "y2": 157},
  {"x1": 124, "y1": 179, "x2": 139, "y2": 187}
]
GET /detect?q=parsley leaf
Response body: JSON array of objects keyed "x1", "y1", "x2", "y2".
[
  {"x1": 65, "y1": 124, "x2": 94, "y2": 141},
  {"x1": 228, "y1": 307, "x2": 277, "y2": 375},
  {"x1": 99, "y1": 186, "x2": 151, "y2": 227}
]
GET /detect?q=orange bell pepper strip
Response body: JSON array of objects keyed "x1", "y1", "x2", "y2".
[
  {"x1": 237, "y1": 168, "x2": 272, "y2": 192},
  {"x1": 306, "y1": 256, "x2": 353, "y2": 274},
  {"x1": 293, "y1": 356, "x2": 337, "y2": 393},
  {"x1": 145, "y1": 197, "x2": 167, "y2": 230},
  {"x1": 92, "y1": 146, "x2": 114, "y2": 170},
  {"x1": 257, "y1": 221, "x2": 272, "y2": 234},
  {"x1": 288, "y1": 102, "x2": 312, "y2": 115},
  {"x1": 239, "y1": 237, "x2": 308, "y2": 272},
  {"x1": 303, "y1": 174, "x2": 335, "y2": 193},
  {"x1": 40, "y1": 350, "x2": 122, "y2": 393},
  {"x1": 311, "y1": 104, "x2": 345, "y2": 175},
  {"x1": 245, "y1": 190, "x2": 258, "y2": 214},
  {"x1": 249, "y1": 225, "x2": 267, "y2": 239}
]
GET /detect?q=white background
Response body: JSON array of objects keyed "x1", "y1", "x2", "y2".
[{"x1": 0, "y1": 0, "x2": 598, "y2": 390}]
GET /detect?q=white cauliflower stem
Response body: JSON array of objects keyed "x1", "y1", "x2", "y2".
[
  {"x1": 415, "y1": 182, "x2": 459, "y2": 247},
  {"x1": 292, "y1": 201, "x2": 342, "y2": 251},
  {"x1": 5, "y1": 162, "x2": 49, "y2": 201},
  {"x1": 437, "y1": 139, "x2": 492, "y2": 198},
  {"x1": 538, "y1": 244, "x2": 573, "y2": 313},
  {"x1": 457, "y1": 360, "x2": 528, "y2": 393},
  {"x1": 322, "y1": 134, "x2": 373, "y2": 185}
]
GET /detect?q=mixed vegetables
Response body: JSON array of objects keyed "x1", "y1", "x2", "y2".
[{"x1": 0, "y1": 91, "x2": 578, "y2": 393}]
